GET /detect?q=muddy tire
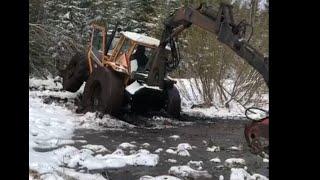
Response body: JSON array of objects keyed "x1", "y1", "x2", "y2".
[
  {"x1": 62, "y1": 53, "x2": 89, "y2": 92},
  {"x1": 82, "y1": 67, "x2": 124, "y2": 115},
  {"x1": 166, "y1": 85, "x2": 181, "y2": 118}
]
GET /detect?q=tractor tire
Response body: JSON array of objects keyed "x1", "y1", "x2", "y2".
[
  {"x1": 82, "y1": 67, "x2": 125, "y2": 115},
  {"x1": 166, "y1": 85, "x2": 181, "y2": 118},
  {"x1": 62, "y1": 52, "x2": 89, "y2": 92}
]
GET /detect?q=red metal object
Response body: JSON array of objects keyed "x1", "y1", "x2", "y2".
[{"x1": 244, "y1": 116, "x2": 269, "y2": 154}]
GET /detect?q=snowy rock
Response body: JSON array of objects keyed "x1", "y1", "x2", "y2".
[
  {"x1": 169, "y1": 165, "x2": 212, "y2": 179},
  {"x1": 187, "y1": 161, "x2": 203, "y2": 170},
  {"x1": 154, "y1": 148, "x2": 163, "y2": 153},
  {"x1": 169, "y1": 135, "x2": 180, "y2": 140},
  {"x1": 167, "y1": 159, "x2": 177, "y2": 163},
  {"x1": 166, "y1": 149, "x2": 177, "y2": 154},
  {"x1": 224, "y1": 158, "x2": 246, "y2": 168},
  {"x1": 210, "y1": 157, "x2": 221, "y2": 163},
  {"x1": 142, "y1": 143, "x2": 151, "y2": 148},
  {"x1": 230, "y1": 168, "x2": 251, "y2": 180},
  {"x1": 112, "y1": 149, "x2": 125, "y2": 156},
  {"x1": 206, "y1": 145, "x2": 220, "y2": 152},
  {"x1": 119, "y1": 142, "x2": 137, "y2": 149},
  {"x1": 81, "y1": 144, "x2": 110, "y2": 153},
  {"x1": 228, "y1": 145, "x2": 242, "y2": 151},
  {"x1": 177, "y1": 149, "x2": 190, "y2": 157},
  {"x1": 177, "y1": 143, "x2": 192, "y2": 151},
  {"x1": 230, "y1": 168, "x2": 269, "y2": 180},
  {"x1": 129, "y1": 150, "x2": 137, "y2": 154},
  {"x1": 263, "y1": 158, "x2": 269, "y2": 163}
]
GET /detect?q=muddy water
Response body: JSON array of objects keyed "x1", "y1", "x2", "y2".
[{"x1": 73, "y1": 118, "x2": 269, "y2": 180}]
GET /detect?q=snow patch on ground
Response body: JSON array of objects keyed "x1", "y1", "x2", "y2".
[
  {"x1": 165, "y1": 143, "x2": 192, "y2": 157},
  {"x1": 167, "y1": 159, "x2": 177, "y2": 163},
  {"x1": 210, "y1": 157, "x2": 221, "y2": 163},
  {"x1": 228, "y1": 145, "x2": 242, "y2": 151},
  {"x1": 81, "y1": 144, "x2": 110, "y2": 153},
  {"x1": 177, "y1": 149, "x2": 190, "y2": 157},
  {"x1": 29, "y1": 76, "x2": 63, "y2": 91},
  {"x1": 29, "y1": 85, "x2": 156, "y2": 178},
  {"x1": 169, "y1": 135, "x2": 180, "y2": 140},
  {"x1": 187, "y1": 160, "x2": 203, "y2": 170},
  {"x1": 177, "y1": 143, "x2": 192, "y2": 151},
  {"x1": 118, "y1": 142, "x2": 137, "y2": 149},
  {"x1": 142, "y1": 143, "x2": 151, "y2": 148},
  {"x1": 99, "y1": 149, "x2": 159, "y2": 167},
  {"x1": 225, "y1": 158, "x2": 246, "y2": 168},
  {"x1": 206, "y1": 145, "x2": 220, "y2": 152},
  {"x1": 77, "y1": 112, "x2": 135, "y2": 130},
  {"x1": 154, "y1": 148, "x2": 163, "y2": 153},
  {"x1": 175, "y1": 78, "x2": 268, "y2": 119},
  {"x1": 166, "y1": 148, "x2": 177, "y2": 155},
  {"x1": 169, "y1": 165, "x2": 212, "y2": 179},
  {"x1": 230, "y1": 168, "x2": 269, "y2": 180}
]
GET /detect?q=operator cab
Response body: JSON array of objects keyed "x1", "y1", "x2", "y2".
[{"x1": 88, "y1": 24, "x2": 171, "y2": 80}]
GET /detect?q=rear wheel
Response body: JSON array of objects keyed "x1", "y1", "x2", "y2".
[
  {"x1": 82, "y1": 67, "x2": 124, "y2": 115},
  {"x1": 62, "y1": 52, "x2": 89, "y2": 92},
  {"x1": 166, "y1": 85, "x2": 181, "y2": 118}
]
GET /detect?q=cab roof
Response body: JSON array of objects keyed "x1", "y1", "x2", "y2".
[{"x1": 121, "y1": 31, "x2": 171, "y2": 50}]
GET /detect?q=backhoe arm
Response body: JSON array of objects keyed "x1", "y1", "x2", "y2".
[{"x1": 147, "y1": 3, "x2": 269, "y2": 88}]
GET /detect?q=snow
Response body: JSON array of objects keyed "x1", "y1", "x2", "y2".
[
  {"x1": 231, "y1": 0, "x2": 268, "y2": 11},
  {"x1": 154, "y1": 148, "x2": 163, "y2": 153},
  {"x1": 230, "y1": 168, "x2": 269, "y2": 180},
  {"x1": 99, "y1": 149, "x2": 159, "y2": 167},
  {"x1": 126, "y1": 80, "x2": 161, "y2": 95},
  {"x1": 175, "y1": 78, "x2": 269, "y2": 119},
  {"x1": 169, "y1": 135, "x2": 180, "y2": 140},
  {"x1": 228, "y1": 145, "x2": 242, "y2": 151},
  {"x1": 207, "y1": 145, "x2": 220, "y2": 152},
  {"x1": 169, "y1": 165, "x2": 212, "y2": 179},
  {"x1": 78, "y1": 112, "x2": 135, "y2": 130},
  {"x1": 166, "y1": 148, "x2": 177, "y2": 155},
  {"x1": 167, "y1": 159, "x2": 177, "y2": 163},
  {"x1": 177, "y1": 143, "x2": 192, "y2": 151},
  {"x1": 177, "y1": 149, "x2": 190, "y2": 157},
  {"x1": 140, "y1": 175, "x2": 182, "y2": 180},
  {"x1": 118, "y1": 142, "x2": 137, "y2": 149},
  {"x1": 165, "y1": 143, "x2": 192, "y2": 156},
  {"x1": 263, "y1": 158, "x2": 269, "y2": 163},
  {"x1": 210, "y1": 157, "x2": 221, "y2": 163},
  {"x1": 225, "y1": 158, "x2": 246, "y2": 168},
  {"x1": 29, "y1": 77, "x2": 62, "y2": 91},
  {"x1": 29, "y1": 81, "x2": 157, "y2": 178},
  {"x1": 142, "y1": 143, "x2": 151, "y2": 148},
  {"x1": 187, "y1": 160, "x2": 203, "y2": 170},
  {"x1": 122, "y1": 31, "x2": 160, "y2": 48},
  {"x1": 219, "y1": 175, "x2": 224, "y2": 180},
  {"x1": 81, "y1": 144, "x2": 110, "y2": 153}
]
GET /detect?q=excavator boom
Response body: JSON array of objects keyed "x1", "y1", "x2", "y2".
[{"x1": 147, "y1": 3, "x2": 269, "y2": 88}]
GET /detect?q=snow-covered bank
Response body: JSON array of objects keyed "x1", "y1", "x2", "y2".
[
  {"x1": 175, "y1": 78, "x2": 268, "y2": 119},
  {"x1": 29, "y1": 94, "x2": 105, "y2": 179},
  {"x1": 29, "y1": 92, "x2": 152, "y2": 179}
]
